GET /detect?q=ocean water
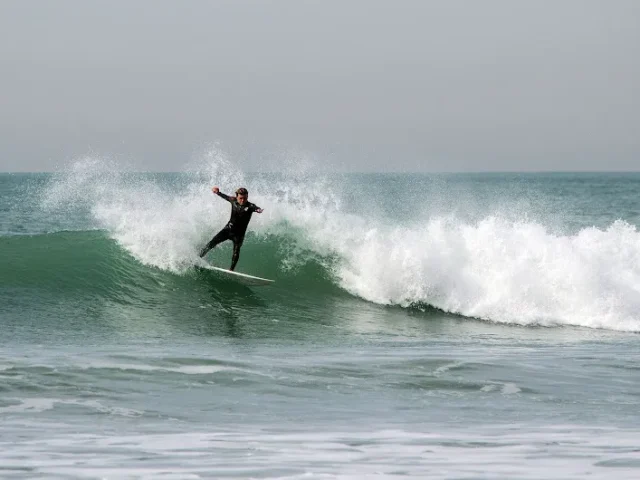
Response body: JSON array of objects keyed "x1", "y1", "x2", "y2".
[{"x1": 1, "y1": 158, "x2": 639, "y2": 479}]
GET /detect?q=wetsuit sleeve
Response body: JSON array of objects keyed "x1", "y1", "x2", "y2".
[
  {"x1": 251, "y1": 203, "x2": 261, "y2": 212},
  {"x1": 216, "y1": 192, "x2": 233, "y2": 202}
]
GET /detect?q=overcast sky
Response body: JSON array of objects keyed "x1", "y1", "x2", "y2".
[{"x1": 1, "y1": 0, "x2": 638, "y2": 172}]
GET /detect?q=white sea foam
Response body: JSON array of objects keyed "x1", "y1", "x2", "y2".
[
  {"x1": 1, "y1": 426, "x2": 639, "y2": 479},
  {"x1": 82, "y1": 361, "x2": 238, "y2": 375},
  {"x1": 0, "y1": 398, "x2": 141, "y2": 416},
  {"x1": 326, "y1": 216, "x2": 640, "y2": 332},
  {"x1": 0, "y1": 398, "x2": 57, "y2": 413},
  {"x1": 42, "y1": 154, "x2": 640, "y2": 332}
]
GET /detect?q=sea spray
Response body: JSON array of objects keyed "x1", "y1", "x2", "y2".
[{"x1": 39, "y1": 156, "x2": 640, "y2": 331}]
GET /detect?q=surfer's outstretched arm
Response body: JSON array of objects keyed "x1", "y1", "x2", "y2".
[{"x1": 211, "y1": 186, "x2": 235, "y2": 202}]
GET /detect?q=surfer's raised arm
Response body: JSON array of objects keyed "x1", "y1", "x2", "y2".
[{"x1": 211, "y1": 186, "x2": 234, "y2": 202}]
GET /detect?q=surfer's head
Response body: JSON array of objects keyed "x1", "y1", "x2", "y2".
[{"x1": 235, "y1": 187, "x2": 248, "y2": 204}]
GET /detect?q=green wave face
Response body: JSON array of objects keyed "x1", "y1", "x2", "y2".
[
  {"x1": 2, "y1": 231, "x2": 156, "y2": 296},
  {"x1": 0, "y1": 230, "x2": 343, "y2": 302},
  {"x1": 0, "y1": 229, "x2": 370, "y2": 343}
]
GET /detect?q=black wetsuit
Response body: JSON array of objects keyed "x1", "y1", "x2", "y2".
[{"x1": 199, "y1": 192, "x2": 261, "y2": 270}]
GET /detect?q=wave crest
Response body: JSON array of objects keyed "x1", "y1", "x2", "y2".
[{"x1": 35, "y1": 156, "x2": 640, "y2": 332}]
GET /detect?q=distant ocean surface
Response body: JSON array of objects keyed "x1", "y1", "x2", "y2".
[{"x1": 1, "y1": 159, "x2": 639, "y2": 479}]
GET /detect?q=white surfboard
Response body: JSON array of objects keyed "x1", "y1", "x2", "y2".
[{"x1": 200, "y1": 264, "x2": 274, "y2": 286}]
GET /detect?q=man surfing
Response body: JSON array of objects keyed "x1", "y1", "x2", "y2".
[{"x1": 199, "y1": 187, "x2": 264, "y2": 271}]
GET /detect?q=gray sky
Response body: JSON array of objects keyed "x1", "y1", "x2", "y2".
[{"x1": 1, "y1": 0, "x2": 639, "y2": 172}]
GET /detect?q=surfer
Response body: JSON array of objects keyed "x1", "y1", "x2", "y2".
[{"x1": 199, "y1": 187, "x2": 264, "y2": 271}]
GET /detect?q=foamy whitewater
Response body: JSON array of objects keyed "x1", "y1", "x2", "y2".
[
  {"x1": 40, "y1": 156, "x2": 640, "y2": 332},
  {"x1": 1, "y1": 156, "x2": 639, "y2": 478}
]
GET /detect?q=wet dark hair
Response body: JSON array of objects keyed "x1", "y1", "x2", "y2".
[{"x1": 235, "y1": 187, "x2": 248, "y2": 196}]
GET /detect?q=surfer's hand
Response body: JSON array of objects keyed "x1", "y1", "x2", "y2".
[
  {"x1": 256, "y1": 208, "x2": 264, "y2": 213},
  {"x1": 212, "y1": 187, "x2": 220, "y2": 194}
]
